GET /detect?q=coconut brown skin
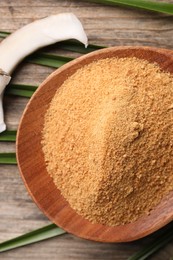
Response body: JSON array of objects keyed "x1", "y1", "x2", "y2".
[{"x1": 42, "y1": 57, "x2": 173, "y2": 226}]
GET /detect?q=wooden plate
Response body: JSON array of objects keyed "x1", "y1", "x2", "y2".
[{"x1": 17, "y1": 46, "x2": 173, "y2": 242}]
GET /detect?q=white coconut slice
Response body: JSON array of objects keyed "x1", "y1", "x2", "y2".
[{"x1": 0, "y1": 13, "x2": 88, "y2": 133}]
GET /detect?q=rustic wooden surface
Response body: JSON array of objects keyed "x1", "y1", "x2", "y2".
[{"x1": 1, "y1": 0, "x2": 173, "y2": 259}]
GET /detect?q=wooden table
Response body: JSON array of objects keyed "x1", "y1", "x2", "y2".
[{"x1": 0, "y1": 0, "x2": 173, "y2": 259}]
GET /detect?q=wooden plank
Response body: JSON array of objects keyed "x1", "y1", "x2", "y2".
[{"x1": 0, "y1": 0, "x2": 173, "y2": 259}]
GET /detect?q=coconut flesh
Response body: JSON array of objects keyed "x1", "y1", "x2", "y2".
[{"x1": 0, "y1": 13, "x2": 88, "y2": 133}]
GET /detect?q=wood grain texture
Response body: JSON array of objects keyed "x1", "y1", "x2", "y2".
[
  {"x1": 1, "y1": 0, "x2": 173, "y2": 259},
  {"x1": 17, "y1": 46, "x2": 173, "y2": 243}
]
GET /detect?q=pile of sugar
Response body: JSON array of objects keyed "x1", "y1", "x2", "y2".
[{"x1": 42, "y1": 57, "x2": 173, "y2": 226}]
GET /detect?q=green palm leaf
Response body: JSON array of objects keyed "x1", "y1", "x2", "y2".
[
  {"x1": 5, "y1": 84, "x2": 37, "y2": 98},
  {"x1": 58, "y1": 40, "x2": 104, "y2": 54},
  {"x1": 0, "y1": 153, "x2": 17, "y2": 164},
  {"x1": 85, "y1": 0, "x2": 173, "y2": 15},
  {"x1": 0, "y1": 224, "x2": 65, "y2": 253},
  {"x1": 27, "y1": 53, "x2": 73, "y2": 68},
  {"x1": 0, "y1": 31, "x2": 10, "y2": 38},
  {"x1": 0, "y1": 130, "x2": 16, "y2": 142},
  {"x1": 10, "y1": 83, "x2": 37, "y2": 91},
  {"x1": 6, "y1": 88, "x2": 35, "y2": 98},
  {"x1": 128, "y1": 224, "x2": 173, "y2": 260}
]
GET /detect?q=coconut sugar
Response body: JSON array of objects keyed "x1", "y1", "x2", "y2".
[{"x1": 42, "y1": 57, "x2": 173, "y2": 226}]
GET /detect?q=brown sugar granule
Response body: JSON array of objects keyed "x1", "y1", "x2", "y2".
[{"x1": 42, "y1": 57, "x2": 173, "y2": 226}]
